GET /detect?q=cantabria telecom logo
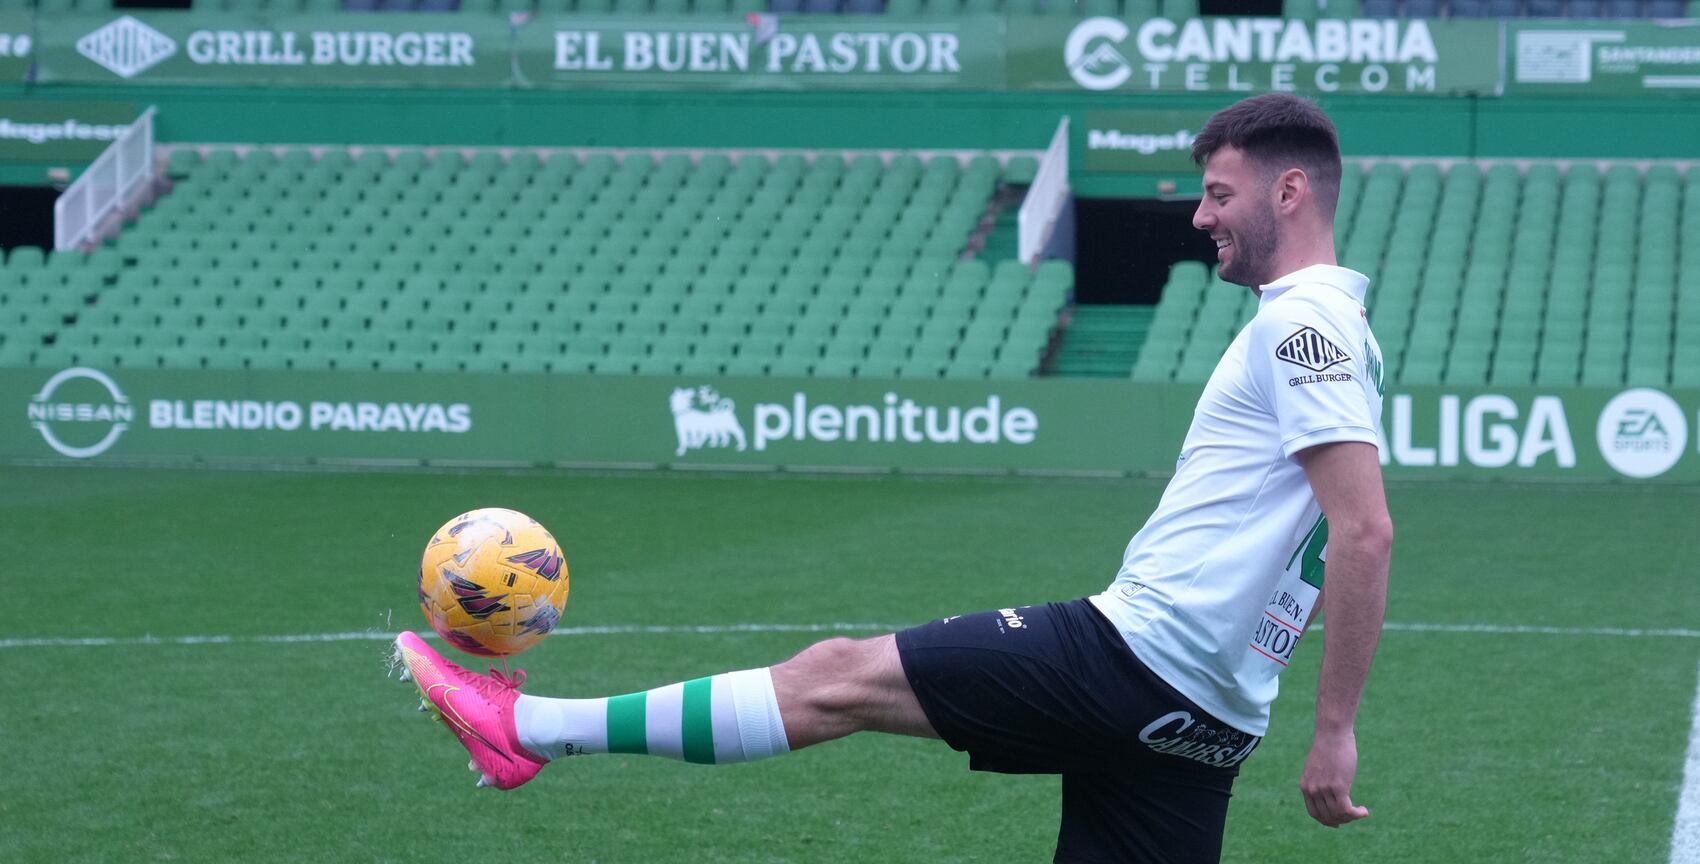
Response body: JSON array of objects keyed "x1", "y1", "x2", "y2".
[
  {"x1": 1065, "y1": 18, "x2": 1133, "y2": 91},
  {"x1": 28, "y1": 367, "x2": 132, "y2": 459},
  {"x1": 1061, "y1": 16, "x2": 1443, "y2": 93},
  {"x1": 1595, "y1": 388, "x2": 1688, "y2": 479}
]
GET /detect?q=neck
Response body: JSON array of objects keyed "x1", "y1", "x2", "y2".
[{"x1": 1266, "y1": 228, "x2": 1337, "y2": 284}]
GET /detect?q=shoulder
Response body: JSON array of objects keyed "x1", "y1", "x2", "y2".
[
  {"x1": 1252, "y1": 285, "x2": 1361, "y2": 341},
  {"x1": 1264, "y1": 283, "x2": 1360, "y2": 320}
]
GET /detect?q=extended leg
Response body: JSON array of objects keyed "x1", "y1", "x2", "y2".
[
  {"x1": 394, "y1": 629, "x2": 937, "y2": 789},
  {"x1": 517, "y1": 634, "x2": 938, "y2": 759}
]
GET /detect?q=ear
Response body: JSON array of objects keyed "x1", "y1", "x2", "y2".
[{"x1": 1274, "y1": 167, "x2": 1309, "y2": 216}]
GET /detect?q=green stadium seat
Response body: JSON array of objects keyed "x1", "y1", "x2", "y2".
[
  {"x1": 8, "y1": 246, "x2": 45, "y2": 269},
  {"x1": 166, "y1": 149, "x2": 202, "y2": 180},
  {"x1": 899, "y1": 356, "x2": 950, "y2": 379},
  {"x1": 767, "y1": 353, "x2": 813, "y2": 377},
  {"x1": 75, "y1": 141, "x2": 1044, "y2": 381},
  {"x1": 1002, "y1": 157, "x2": 1039, "y2": 186}
]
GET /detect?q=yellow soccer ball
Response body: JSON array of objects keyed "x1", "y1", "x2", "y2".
[{"x1": 417, "y1": 508, "x2": 569, "y2": 657}]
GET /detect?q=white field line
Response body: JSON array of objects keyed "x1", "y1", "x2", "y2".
[
  {"x1": 0, "y1": 623, "x2": 902, "y2": 649},
  {"x1": 1672, "y1": 657, "x2": 1700, "y2": 864},
  {"x1": 2, "y1": 620, "x2": 1700, "y2": 650},
  {"x1": 1376, "y1": 622, "x2": 1700, "y2": 639}
]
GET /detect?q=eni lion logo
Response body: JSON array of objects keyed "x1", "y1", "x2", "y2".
[{"x1": 669, "y1": 386, "x2": 747, "y2": 457}]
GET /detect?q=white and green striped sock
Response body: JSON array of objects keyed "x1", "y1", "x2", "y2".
[{"x1": 513, "y1": 667, "x2": 790, "y2": 765}]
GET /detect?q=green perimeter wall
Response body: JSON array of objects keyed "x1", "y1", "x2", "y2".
[
  {"x1": 3, "y1": 87, "x2": 1686, "y2": 194},
  {"x1": 10, "y1": 366, "x2": 1698, "y2": 483},
  {"x1": 5, "y1": 87, "x2": 1689, "y2": 196}
]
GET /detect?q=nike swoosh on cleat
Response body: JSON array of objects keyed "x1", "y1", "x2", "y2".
[{"x1": 426, "y1": 682, "x2": 513, "y2": 763}]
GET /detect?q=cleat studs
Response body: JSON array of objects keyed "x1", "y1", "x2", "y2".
[
  {"x1": 398, "y1": 668, "x2": 412, "y2": 683},
  {"x1": 476, "y1": 775, "x2": 493, "y2": 789},
  {"x1": 418, "y1": 699, "x2": 430, "y2": 712},
  {"x1": 469, "y1": 760, "x2": 478, "y2": 772}
]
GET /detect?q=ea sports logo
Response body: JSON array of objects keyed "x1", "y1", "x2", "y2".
[
  {"x1": 27, "y1": 367, "x2": 132, "y2": 459},
  {"x1": 1595, "y1": 388, "x2": 1687, "y2": 479},
  {"x1": 1064, "y1": 17, "x2": 1133, "y2": 91}
]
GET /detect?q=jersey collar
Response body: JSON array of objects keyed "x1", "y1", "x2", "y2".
[{"x1": 1257, "y1": 264, "x2": 1370, "y2": 307}]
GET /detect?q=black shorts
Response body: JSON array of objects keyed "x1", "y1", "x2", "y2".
[{"x1": 895, "y1": 599, "x2": 1261, "y2": 864}]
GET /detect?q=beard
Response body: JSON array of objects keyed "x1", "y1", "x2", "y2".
[{"x1": 1217, "y1": 198, "x2": 1280, "y2": 288}]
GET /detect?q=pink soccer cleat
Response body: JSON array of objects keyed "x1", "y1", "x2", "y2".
[{"x1": 392, "y1": 631, "x2": 546, "y2": 790}]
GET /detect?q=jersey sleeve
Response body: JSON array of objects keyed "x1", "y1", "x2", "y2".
[{"x1": 1246, "y1": 295, "x2": 1379, "y2": 460}]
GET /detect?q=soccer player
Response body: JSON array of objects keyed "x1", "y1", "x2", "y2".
[{"x1": 394, "y1": 92, "x2": 1391, "y2": 863}]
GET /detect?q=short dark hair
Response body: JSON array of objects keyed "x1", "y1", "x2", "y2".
[{"x1": 1191, "y1": 94, "x2": 1342, "y2": 219}]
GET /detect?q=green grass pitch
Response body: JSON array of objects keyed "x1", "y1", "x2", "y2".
[{"x1": 2, "y1": 464, "x2": 1696, "y2": 863}]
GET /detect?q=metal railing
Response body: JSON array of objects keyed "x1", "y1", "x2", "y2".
[
  {"x1": 1017, "y1": 116, "x2": 1069, "y2": 266},
  {"x1": 54, "y1": 106, "x2": 155, "y2": 252}
]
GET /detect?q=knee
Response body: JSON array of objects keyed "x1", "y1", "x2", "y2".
[
  {"x1": 772, "y1": 634, "x2": 930, "y2": 746},
  {"x1": 777, "y1": 636, "x2": 882, "y2": 716}
]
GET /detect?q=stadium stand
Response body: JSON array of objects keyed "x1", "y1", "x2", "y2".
[
  {"x1": 0, "y1": 146, "x2": 1070, "y2": 380},
  {"x1": 9, "y1": 156, "x2": 1697, "y2": 389},
  {"x1": 1129, "y1": 160, "x2": 1697, "y2": 389},
  {"x1": 6, "y1": 145, "x2": 1695, "y2": 390}
]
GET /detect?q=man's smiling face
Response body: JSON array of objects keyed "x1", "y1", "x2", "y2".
[{"x1": 1192, "y1": 144, "x2": 1281, "y2": 289}]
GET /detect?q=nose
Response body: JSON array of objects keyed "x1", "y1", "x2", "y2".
[{"x1": 1192, "y1": 198, "x2": 1213, "y2": 232}]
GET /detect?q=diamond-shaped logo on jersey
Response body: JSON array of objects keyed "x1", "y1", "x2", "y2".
[
  {"x1": 1274, "y1": 327, "x2": 1350, "y2": 373},
  {"x1": 77, "y1": 17, "x2": 177, "y2": 79}
]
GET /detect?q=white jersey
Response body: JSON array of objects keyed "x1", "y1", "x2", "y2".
[{"x1": 1090, "y1": 264, "x2": 1385, "y2": 736}]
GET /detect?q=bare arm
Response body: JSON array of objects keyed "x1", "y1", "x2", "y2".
[{"x1": 1295, "y1": 440, "x2": 1392, "y2": 828}]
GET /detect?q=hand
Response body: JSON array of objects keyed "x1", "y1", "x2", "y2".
[{"x1": 1300, "y1": 728, "x2": 1370, "y2": 828}]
